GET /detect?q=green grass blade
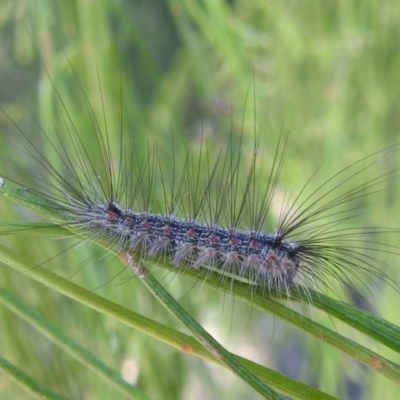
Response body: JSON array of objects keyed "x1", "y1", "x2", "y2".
[
  {"x1": 0, "y1": 243, "x2": 335, "y2": 400},
  {"x1": 287, "y1": 289, "x2": 400, "y2": 354},
  {"x1": 0, "y1": 354, "x2": 69, "y2": 400},
  {"x1": 125, "y1": 256, "x2": 283, "y2": 400},
  {"x1": 167, "y1": 264, "x2": 400, "y2": 384},
  {"x1": 0, "y1": 286, "x2": 147, "y2": 400}
]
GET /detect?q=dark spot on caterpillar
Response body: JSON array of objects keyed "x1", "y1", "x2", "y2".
[{"x1": 106, "y1": 202, "x2": 123, "y2": 218}]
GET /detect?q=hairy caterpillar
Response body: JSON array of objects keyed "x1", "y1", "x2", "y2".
[
  {"x1": 1, "y1": 52, "x2": 400, "y2": 400},
  {"x1": 1, "y1": 81, "x2": 398, "y2": 301}
]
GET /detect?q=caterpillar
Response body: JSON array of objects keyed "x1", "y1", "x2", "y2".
[
  {"x1": 1, "y1": 90, "x2": 398, "y2": 301},
  {"x1": 1, "y1": 48, "x2": 400, "y2": 400}
]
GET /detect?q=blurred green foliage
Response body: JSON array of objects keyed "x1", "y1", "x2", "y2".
[{"x1": 0, "y1": 1, "x2": 400, "y2": 399}]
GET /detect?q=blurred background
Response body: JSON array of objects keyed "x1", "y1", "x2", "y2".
[{"x1": 1, "y1": 1, "x2": 400, "y2": 399}]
